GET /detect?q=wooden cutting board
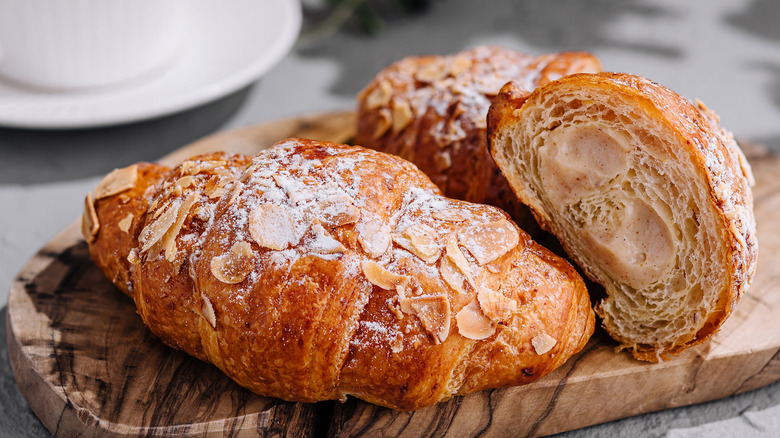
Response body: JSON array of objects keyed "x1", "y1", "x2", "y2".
[{"x1": 7, "y1": 112, "x2": 780, "y2": 437}]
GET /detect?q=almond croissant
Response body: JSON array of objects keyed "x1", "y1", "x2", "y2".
[
  {"x1": 83, "y1": 138, "x2": 594, "y2": 410},
  {"x1": 488, "y1": 74, "x2": 758, "y2": 361}
]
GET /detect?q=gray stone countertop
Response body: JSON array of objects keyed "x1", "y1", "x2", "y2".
[{"x1": 3, "y1": 0, "x2": 780, "y2": 436}]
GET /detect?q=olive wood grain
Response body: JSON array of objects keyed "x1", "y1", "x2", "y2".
[{"x1": 7, "y1": 113, "x2": 780, "y2": 437}]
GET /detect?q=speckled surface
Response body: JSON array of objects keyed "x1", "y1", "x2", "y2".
[{"x1": 3, "y1": 0, "x2": 780, "y2": 436}]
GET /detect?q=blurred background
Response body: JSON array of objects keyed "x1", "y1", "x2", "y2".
[{"x1": 2, "y1": 0, "x2": 780, "y2": 436}]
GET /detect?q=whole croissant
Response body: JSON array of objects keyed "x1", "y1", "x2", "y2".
[{"x1": 83, "y1": 138, "x2": 594, "y2": 410}]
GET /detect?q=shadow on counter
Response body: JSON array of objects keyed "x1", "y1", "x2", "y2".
[{"x1": 0, "y1": 83, "x2": 255, "y2": 186}]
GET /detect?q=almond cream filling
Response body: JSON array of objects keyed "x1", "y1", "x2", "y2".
[
  {"x1": 539, "y1": 124, "x2": 628, "y2": 204},
  {"x1": 538, "y1": 123, "x2": 675, "y2": 289}
]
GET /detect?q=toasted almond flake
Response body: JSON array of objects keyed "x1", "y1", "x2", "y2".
[
  {"x1": 82, "y1": 192, "x2": 100, "y2": 243},
  {"x1": 402, "y1": 224, "x2": 441, "y2": 263},
  {"x1": 372, "y1": 109, "x2": 392, "y2": 140},
  {"x1": 162, "y1": 191, "x2": 199, "y2": 262},
  {"x1": 127, "y1": 248, "x2": 140, "y2": 265},
  {"x1": 460, "y1": 219, "x2": 520, "y2": 266},
  {"x1": 186, "y1": 160, "x2": 227, "y2": 176},
  {"x1": 289, "y1": 188, "x2": 313, "y2": 205},
  {"x1": 309, "y1": 222, "x2": 347, "y2": 254},
  {"x1": 440, "y1": 256, "x2": 466, "y2": 295},
  {"x1": 432, "y1": 208, "x2": 471, "y2": 223},
  {"x1": 365, "y1": 80, "x2": 393, "y2": 109},
  {"x1": 456, "y1": 300, "x2": 495, "y2": 340},
  {"x1": 204, "y1": 175, "x2": 226, "y2": 199},
  {"x1": 391, "y1": 98, "x2": 413, "y2": 133},
  {"x1": 532, "y1": 333, "x2": 557, "y2": 355},
  {"x1": 486, "y1": 264, "x2": 500, "y2": 274},
  {"x1": 139, "y1": 203, "x2": 179, "y2": 253},
  {"x1": 319, "y1": 195, "x2": 361, "y2": 227},
  {"x1": 396, "y1": 284, "x2": 413, "y2": 313},
  {"x1": 410, "y1": 295, "x2": 451, "y2": 344},
  {"x1": 202, "y1": 295, "x2": 217, "y2": 328},
  {"x1": 226, "y1": 182, "x2": 242, "y2": 206},
  {"x1": 118, "y1": 213, "x2": 133, "y2": 233},
  {"x1": 387, "y1": 297, "x2": 404, "y2": 320},
  {"x1": 176, "y1": 175, "x2": 195, "y2": 189},
  {"x1": 434, "y1": 151, "x2": 452, "y2": 171},
  {"x1": 180, "y1": 160, "x2": 197, "y2": 175},
  {"x1": 358, "y1": 219, "x2": 391, "y2": 258},
  {"x1": 210, "y1": 241, "x2": 255, "y2": 284},
  {"x1": 449, "y1": 56, "x2": 472, "y2": 77},
  {"x1": 173, "y1": 183, "x2": 183, "y2": 197},
  {"x1": 362, "y1": 260, "x2": 409, "y2": 290},
  {"x1": 477, "y1": 287, "x2": 517, "y2": 322},
  {"x1": 248, "y1": 203, "x2": 296, "y2": 250},
  {"x1": 445, "y1": 234, "x2": 476, "y2": 288},
  {"x1": 390, "y1": 333, "x2": 404, "y2": 353},
  {"x1": 415, "y1": 61, "x2": 447, "y2": 83},
  {"x1": 94, "y1": 165, "x2": 138, "y2": 199}
]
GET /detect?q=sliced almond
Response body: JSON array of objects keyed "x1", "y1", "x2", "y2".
[
  {"x1": 139, "y1": 202, "x2": 179, "y2": 253},
  {"x1": 180, "y1": 160, "x2": 197, "y2": 175},
  {"x1": 358, "y1": 219, "x2": 391, "y2": 258},
  {"x1": 391, "y1": 98, "x2": 413, "y2": 133},
  {"x1": 415, "y1": 61, "x2": 447, "y2": 83},
  {"x1": 432, "y1": 208, "x2": 471, "y2": 223},
  {"x1": 401, "y1": 223, "x2": 441, "y2": 263},
  {"x1": 445, "y1": 234, "x2": 476, "y2": 289},
  {"x1": 319, "y1": 195, "x2": 361, "y2": 227},
  {"x1": 205, "y1": 175, "x2": 226, "y2": 199},
  {"x1": 477, "y1": 287, "x2": 517, "y2": 323},
  {"x1": 248, "y1": 203, "x2": 297, "y2": 250},
  {"x1": 532, "y1": 333, "x2": 557, "y2": 355},
  {"x1": 448, "y1": 56, "x2": 472, "y2": 77},
  {"x1": 434, "y1": 151, "x2": 452, "y2": 171},
  {"x1": 456, "y1": 300, "x2": 495, "y2": 340},
  {"x1": 440, "y1": 256, "x2": 466, "y2": 295},
  {"x1": 183, "y1": 160, "x2": 227, "y2": 176},
  {"x1": 82, "y1": 192, "x2": 99, "y2": 243},
  {"x1": 162, "y1": 191, "x2": 199, "y2": 262},
  {"x1": 372, "y1": 109, "x2": 392, "y2": 140},
  {"x1": 118, "y1": 213, "x2": 133, "y2": 233},
  {"x1": 308, "y1": 222, "x2": 347, "y2": 254},
  {"x1": 210, "y1": 241, "x2": 255, "y2": 284},
  {"x1": 410, "y1": 295, "x2": 451, "y2": 344},
  {"x1": 387, "y1": 297, "x2": 404, "y2": 320},
  {"x1": 364, "y1": 80, "x2": 393, "y2": 110},
  {"x1": 396, "y1": 284, "x2": 416, "y2": 315},
  {"x1": 94, "y1": 165, "x2": 138, "y2": 199},
  {"x1": 460, "y1": 219, "x2": 520, "y2": 266},
  {"x1": 202, "y1": 295, "x2": 217, "y2": 328},
  {"x1": 390, "y1": 333, "x2": 404, "y2": 353},
  {"x1": 127, "y1": 248, "x2": 140, "y2": 265},
  {"x1": 362, "y1": 260, "x2": 409, "y2": 290},
  {"x1": 176, "y1": 175, "x2": 195, "y2": 189}
]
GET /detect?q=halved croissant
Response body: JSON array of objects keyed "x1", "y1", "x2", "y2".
[
  {"x1": 83, "y1": 138, "x2": 594, "y2": 410},
  {"x1": 488, "y1": 73, "x2": 758, "y2": 361},
  {"x1": 355, "y1": 45, "x2": 601, "y2": 225}
]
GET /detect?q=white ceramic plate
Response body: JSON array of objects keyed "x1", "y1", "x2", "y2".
[{"x1": 0, "y1": 0, "x2": 301, "y2": 129}]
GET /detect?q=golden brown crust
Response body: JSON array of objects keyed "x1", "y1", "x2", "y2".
[
  {"x1": 84, "y1": 162, "x2": 169, "y2": 296},
  {"x1": 133, "y1": 152, "x2": 253, "y2": 360},
  {"x1": 488, "y1": 73, "x2": 758, "y2": 361},
  {"x1": 356, "y1": 46, "x2": 601, "y2": 228},
  {"x1": 85, "y1": 138, "x2": 594, "y2": 410}
]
